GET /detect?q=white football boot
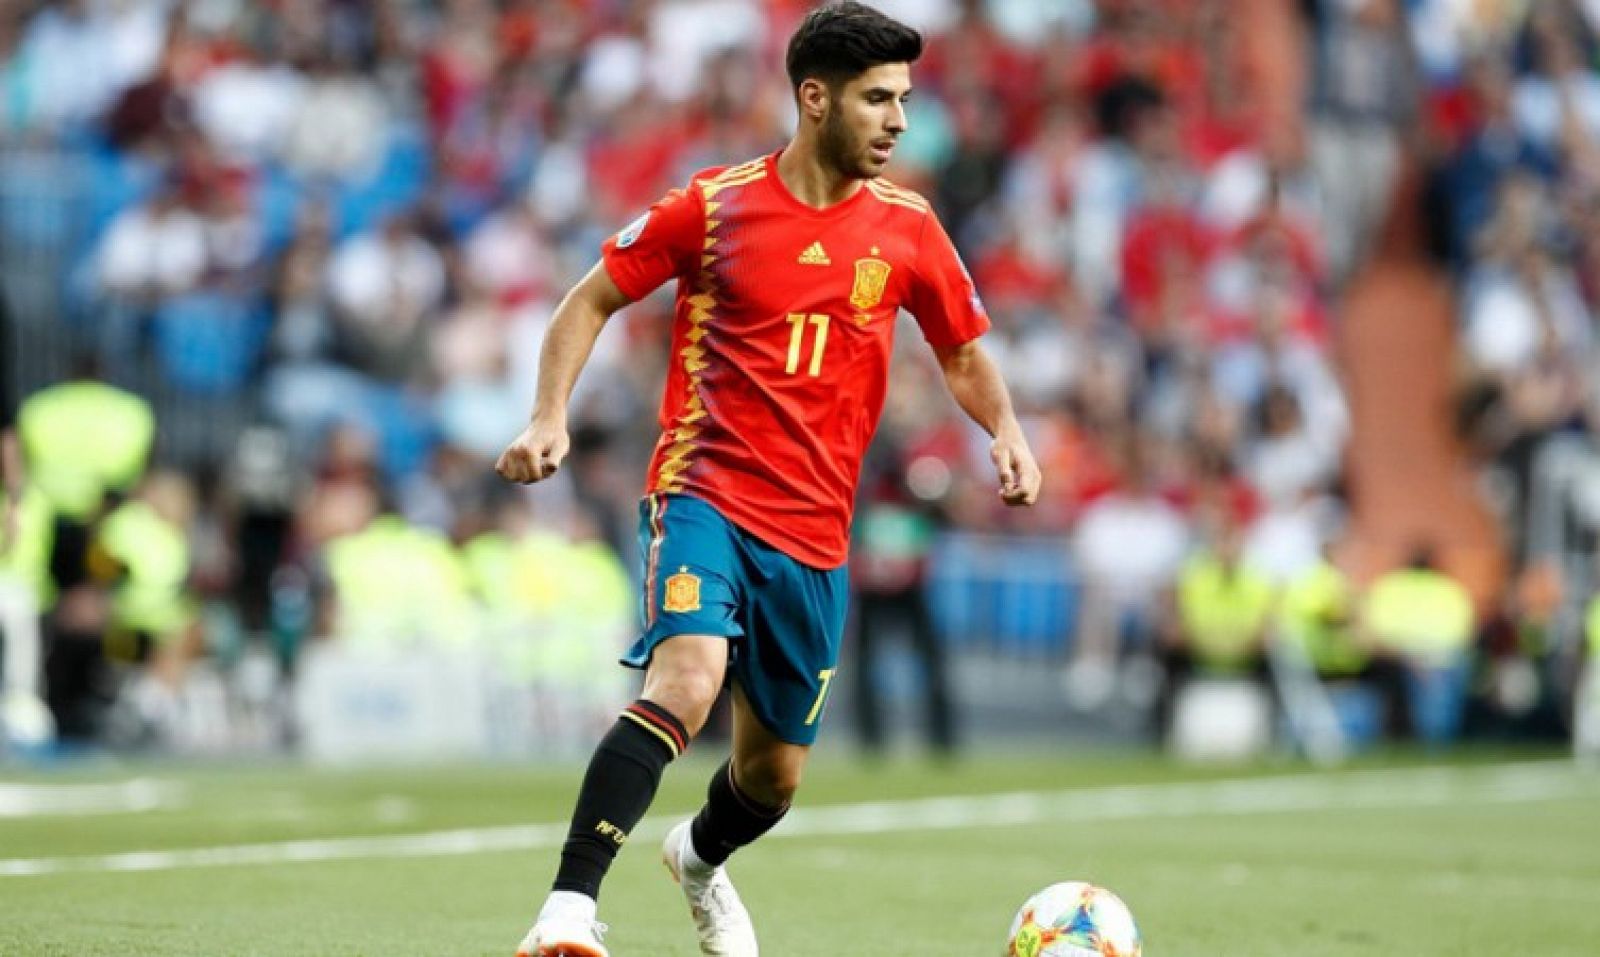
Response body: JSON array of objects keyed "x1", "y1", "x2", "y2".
[
  {"x1": 662, "y1": 821, "x2": 759, "y2": 956},
  {"x1": 516, "y1": 892, "x2": 609, "y2": 957}
]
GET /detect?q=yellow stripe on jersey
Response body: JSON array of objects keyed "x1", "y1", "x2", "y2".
[
  {"x1": 866, "y1": 180, "x2": 929, "y2": 208},
  {"x1": 702, "y1": 168, "x2": 766, "y2": 200},
  {"x1": 709, "y1": 158, "x2": 766, "y2": 183},
  {"x1": 653, "y1": 176, "x2": 746, "y2": 493},
  {"x1": 875, "y1": 177, "x2": 929, "y2": 203},
  {"x1": 865, "y1": 179, "x2": 929, "y2": 213}
]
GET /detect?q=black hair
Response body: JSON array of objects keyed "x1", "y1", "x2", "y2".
[{"x1": 785, "y1": 2, "x2": 923, "y2": 91}]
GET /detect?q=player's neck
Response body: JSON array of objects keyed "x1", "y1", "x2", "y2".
[{"x1": 776, "y1": 139, "x2": 863, "y2": 210}]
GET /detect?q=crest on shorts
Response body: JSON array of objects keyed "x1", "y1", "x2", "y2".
[
  {"x1": 849, "y1": 255, "x2": 891, "y2": 313},
  {"x1": 663, "y1": 566, "x2": 701, "y2": 613}
]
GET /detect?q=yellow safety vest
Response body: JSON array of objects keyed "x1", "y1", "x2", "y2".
[
  {"x1": 18, "y1": 382, "x2": 154, "y2": 521},
  {"x1": 1363, "y1": 569, "x2": 1474, "y2": 660},
  {"x1": 324, "y1": 517, "x2": 474, "y2": 647},
  {"x1": 0, "y1": 486, "x2": 56, "y2": 609},
  {"x1": 1177, "y1": 555, "x2": 1275, "y2": 672},
  {"x1": 97, "y1": 500, "x2": 194, "y2": 638},
  {"x1": 462, "y1": 532, "x2": 517, "y2": 612},
  {"x1": 1279, "y1": 561, "x2": 1366, "y2": 676},
  {"x1": 544, "y1": 540, "x2": 633, "y2": 682}
]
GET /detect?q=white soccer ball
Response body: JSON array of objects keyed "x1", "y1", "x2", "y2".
[{"x1": 1004, "y1": 881, "x2": 1142, "y2": 957}]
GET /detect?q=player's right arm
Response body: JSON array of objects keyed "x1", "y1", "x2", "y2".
[
  {"x1": 496, "y1": 264, "x2": 630, "y2": 484},
  {"x1": 497, "y1": 183, "x2": 705, "y2": 484}
]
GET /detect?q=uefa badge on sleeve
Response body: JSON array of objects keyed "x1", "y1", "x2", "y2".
[
  {"x1": 617, "y1": 211, "x2": 651, "y2": 249},
  {"x1": 664, "y1": 566, "x2": 702, "y2": 613}
]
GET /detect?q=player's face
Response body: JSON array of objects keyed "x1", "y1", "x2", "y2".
[{"x1": 820, "y1": 63, "x2": 912, "y2": 179}]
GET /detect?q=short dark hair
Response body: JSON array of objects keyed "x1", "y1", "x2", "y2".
[{"x1": 785, "y1": 2, "x2": 923, "y2": 91}]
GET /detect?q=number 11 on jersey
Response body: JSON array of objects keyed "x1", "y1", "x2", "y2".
[{"x1": 785, "y1": 313, "x2": 830, "y2": 377}]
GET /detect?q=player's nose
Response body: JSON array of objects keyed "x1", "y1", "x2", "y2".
[{"x1": 887, "y1": 101, "x2": 908, "y2": 134}]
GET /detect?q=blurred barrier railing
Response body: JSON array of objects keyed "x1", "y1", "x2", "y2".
[
  {"x1": 0, "y1": 143, "x2": 255, "y2": 468},
  {"x1": 0, "y1": 144, "x2": 93, "y2": 400},
  {"x1": 925, "y1": 532, "x2": 1078, "y2": 660}
]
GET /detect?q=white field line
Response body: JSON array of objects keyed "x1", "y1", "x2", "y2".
[
  {"x1": 0, "y1": 779, "x2": 186, "y2": 819},
  {"x1": 0, "y1": 761, "x2": 1593, "y2": 879}
]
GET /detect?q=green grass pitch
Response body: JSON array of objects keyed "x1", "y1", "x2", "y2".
[{"x1": 3, "y1": 749, "x2": 1598, "y2": 955}]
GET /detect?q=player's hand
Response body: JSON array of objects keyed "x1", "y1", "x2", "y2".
[
  {"x1": 991, "y1": 429, "x2": 1041, "y2": 507},
  {"x1": 495, "y1": 419, "x2": 570, "y2": 484}
]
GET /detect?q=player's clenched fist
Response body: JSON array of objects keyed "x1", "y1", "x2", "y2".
[
  {"x1": 991, "y1": 432, "x2": 1042, "y2": 507},
  {"x1": 496, "y1": 421, "x2": 570, "y2": 484}
]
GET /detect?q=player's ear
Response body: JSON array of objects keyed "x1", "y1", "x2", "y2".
[{"x1": 796, "y1": 78, "x2": 830, "y2": 122}]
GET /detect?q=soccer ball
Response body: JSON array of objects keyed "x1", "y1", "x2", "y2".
[{"x1": 1004, "y1": 881, "x2": 1142, "y2": 957}]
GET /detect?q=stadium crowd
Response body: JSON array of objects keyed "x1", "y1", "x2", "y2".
[
  {"x1": 1419, "y1": 0, "x2": 1600, "y2": 745},
  {"x1": 0, "y1": 0, "x2": 1593, "y2": 756}
]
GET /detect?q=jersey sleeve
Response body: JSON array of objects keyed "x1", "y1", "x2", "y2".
[
  {"x1": 905, "y1": 212, "x2": 990, "y2": 349},
  {"x1": 600, "y1": 186, "x2": 704, "y2": 301}
]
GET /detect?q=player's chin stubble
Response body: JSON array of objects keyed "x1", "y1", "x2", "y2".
[{"x1": 819, "y1": 108, "x2": 878, "y2": 181}]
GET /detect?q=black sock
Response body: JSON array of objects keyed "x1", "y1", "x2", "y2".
[
  {"x1": 552, "y1": 699, "x2": 689, "y2": 899},
  {"x1": 688, "y1": 759, "x2": 789, "y2": 868}
]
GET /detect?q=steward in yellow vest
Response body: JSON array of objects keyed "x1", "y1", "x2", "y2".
[
  {"x1": 321, "y1": 514, "x2": 474, "y2": 648},
  {"x1": 18, "y1": 375, "x2": 154, "y2": 524}
]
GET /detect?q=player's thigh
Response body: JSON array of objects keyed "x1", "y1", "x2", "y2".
[
  {"x1": 729, "y1": 683, "x2": 811, "y2": 806},
  {"x1": 728, "y1": 548, "x2": 849, "y2": 747},
  {"x1": 640, "y1": 634, "x2": 731, "y2": 732},
  {"x1": 625, "y1": 494, "x2": 746, "y2": 728}
]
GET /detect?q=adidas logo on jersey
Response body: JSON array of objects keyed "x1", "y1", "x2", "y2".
[{"x1": 797, "y1": 241, "x2": 831, "y2": 266}]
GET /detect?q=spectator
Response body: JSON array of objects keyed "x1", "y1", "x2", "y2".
[
  {"x1": 17, "y1": 355, "x2": 154, "y2": 529},
  {"x1": 1158, "y1": 515, "x2": 1275, "y2": 734},
  {"x1": 327, "y1": 212, "x2": 446, "y2": 382},
  {"x1": 12, "y1": 0, "x2": 164, "y2": 136},
  {"x1": 1363, "y1": 545, "x2": 1477, "y2": 744},
  {"x1": 1244, "y1": 385, "x2": 1341, "y2": 509},
  {"x1": 191, "y1": 39, "x2": 305, "y2": 166},
  {"x1": 317, "y1": 509, "x2": 475, "y2": 649},
  {"x1": 1277, "y1": 545, "x2": 1364, "y2": 682},
  {"x1": 95, "y1": 471, "x2": 201, "y2": 697},
  {"x1": 848, "y1": 388, "x2": 960, "y2": 759},
  {"x1": 96, "y1": 178, "x2": 208, "y2": 306},
  {"x1": 1066, "y1": 435, "x2": 1189, "y2": 711},
  {"x1": 280, "y1": 54, "x2": 386, "y2": 180},
  {"x1": 1305, "y1": 0, "x2": 1419, "y2": 281}
]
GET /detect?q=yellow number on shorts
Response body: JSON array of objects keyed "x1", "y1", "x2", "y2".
[{"x1": 805, "y1": 668, "x2": 836, "y2": 726}]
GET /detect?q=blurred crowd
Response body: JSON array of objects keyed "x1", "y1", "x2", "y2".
[
  {"x1": 1414, "y1": 0, "x2": 1600, "y2": 744},
  {"x1": 0, "y1": 0, "x2": 1593, "y2": 755}
]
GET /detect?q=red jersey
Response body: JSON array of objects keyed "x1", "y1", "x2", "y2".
[{"x1": 601, "y1": 150, "x2": 989, "y2": 568}]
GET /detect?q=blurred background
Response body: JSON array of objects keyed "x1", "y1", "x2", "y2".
[{"x1": 1, "y1": 0, "x2": 1599, "y2": 767}]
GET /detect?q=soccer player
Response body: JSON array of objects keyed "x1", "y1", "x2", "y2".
[{"x1": 499, "y1": 4, "x2": 1041, "y2": 955}]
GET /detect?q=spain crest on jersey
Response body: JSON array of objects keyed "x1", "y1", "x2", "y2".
[
  {"x1": 850, "y1": 256, "x2": 892, "y2": 312},
  {"x1": 663, "y1": 566, "x2": 702, "y2": 613}
]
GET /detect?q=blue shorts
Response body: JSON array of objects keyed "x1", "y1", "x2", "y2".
[{"x1": 624, "y1": 493, "x2": 849, "y2": 745}]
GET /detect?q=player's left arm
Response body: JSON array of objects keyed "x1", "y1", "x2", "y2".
[
  {"x1": 933, "y1": 340, "x2": 1041, "y2": 506},
  {"x1": 908, "y1": 209, "x2": 1041, "y2": 507}
]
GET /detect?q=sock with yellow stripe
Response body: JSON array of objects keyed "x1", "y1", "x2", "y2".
[{"x1": 552, "y1": 699, "x2": 689, "y2": 899}]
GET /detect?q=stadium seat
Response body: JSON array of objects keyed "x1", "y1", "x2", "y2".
[{"x1": 153, "y1": 291, "x2": 267, "y2": 395}]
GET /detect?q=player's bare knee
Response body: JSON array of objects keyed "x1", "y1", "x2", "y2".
[{"x1": 642, "y1": 671, "x2": 721, "y2": 735}]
